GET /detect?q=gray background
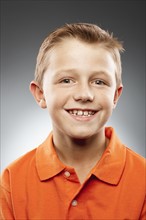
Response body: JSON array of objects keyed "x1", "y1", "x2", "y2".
[{"x1": 1, "y1": 0, "x2": 145, "y2": 172}]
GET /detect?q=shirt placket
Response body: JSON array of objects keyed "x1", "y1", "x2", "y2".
[{"x1": 62, "y1": 167, "x2": 91, "y2": 219}]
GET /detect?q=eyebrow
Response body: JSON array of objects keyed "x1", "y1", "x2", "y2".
[
  {"x1": 54, "y1": 69, "x2": 78, "y2": 76},
  {"x1": 54, "y1": 69, "x2": 113, "y2": 78}
]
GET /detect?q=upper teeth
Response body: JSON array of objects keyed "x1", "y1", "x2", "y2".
[{"x1": 68, "y1": 110, "x2": 95, "y2": 116}]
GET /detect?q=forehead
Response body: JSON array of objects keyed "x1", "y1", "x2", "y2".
[
  {"x1": 50, "y1": 38, "x2": 113, "y2": 63},
  {"x1": 43, "y1": 39, "x2": 116, "y2": 78}
]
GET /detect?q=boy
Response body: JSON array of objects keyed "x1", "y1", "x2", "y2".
[{"x1": 0, "y1": 23, "x2": 145, "y2": 219}]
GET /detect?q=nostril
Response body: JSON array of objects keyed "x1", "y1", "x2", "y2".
[
  {"x1": 73, "y1": 93, "x2": 94, "y2": 102},
  {"x1": 73, "y1": 85, "x2": 94, "y2": 102}
]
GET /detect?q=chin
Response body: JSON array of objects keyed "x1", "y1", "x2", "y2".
[{"x1": 68, "y1": 129, "x2": 97, "y2": 140}]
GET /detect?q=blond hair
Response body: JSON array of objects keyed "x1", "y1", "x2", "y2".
[{"x1": 35, "y1": 23, "x2": 124, "y2": 87}]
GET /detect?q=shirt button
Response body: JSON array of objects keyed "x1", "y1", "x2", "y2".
[
  {"x1": 64, "y1": 171, "x2": 71, "y2": 178},
  {"x1": 72, "y1": 200, "x2": 78, "y2": 207}
]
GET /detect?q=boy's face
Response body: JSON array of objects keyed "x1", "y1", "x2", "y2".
[{"x1": 31, "y1": 39, "x2": 122, "y2": 139}]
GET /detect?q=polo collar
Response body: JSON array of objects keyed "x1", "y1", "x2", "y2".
[
  {"x1": 92, "y1": 127, "x2": 126, "y2": 185},
  {"x1": 36, "y1": 132, "x2": 66, "y2": 181},
  {"x1": 36, "y1": 127, "x2": 126, "y2": 185}
]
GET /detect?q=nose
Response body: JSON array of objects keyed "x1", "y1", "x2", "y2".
[{"x1": 73, "y1": 83, "x2": 94, "y2": 102}]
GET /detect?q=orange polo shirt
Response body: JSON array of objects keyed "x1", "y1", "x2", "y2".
[{"x1": 0, "y1": 127, "x2": 146, "y2": 220}]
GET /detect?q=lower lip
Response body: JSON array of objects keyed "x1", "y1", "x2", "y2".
[{"x1": 67, "y1": 111, "x2": 98, "y2": 122}]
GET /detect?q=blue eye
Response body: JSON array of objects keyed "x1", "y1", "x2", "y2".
[
  {"x1": 60, "y1": 78, "x2": 75, "y2": 84},
  {"x1": 94, "y1": 80, "x2": 105, "y2": 85},
  {"x1": 61, "y1": 79, "x2": 71, "y2": 83}
]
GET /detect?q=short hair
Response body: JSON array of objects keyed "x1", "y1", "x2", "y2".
[{"x1": 34, "y1": 23, "x2": 124, "y2": 87}]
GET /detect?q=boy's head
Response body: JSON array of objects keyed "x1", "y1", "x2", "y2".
[
  {"x1": 34, "y1": 23, "x2": 124, "y2": 88},
  {"x1": 30, "y1": 23, "x2": 124, "y2": 139}
]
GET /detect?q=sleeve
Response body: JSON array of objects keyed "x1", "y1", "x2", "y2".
[{"x1": 0, "y1": 170, "x2": 15, "y2": 220}]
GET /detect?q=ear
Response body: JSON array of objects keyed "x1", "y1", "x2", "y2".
[
  {"x1": 29, "y1": 81, "x2": 47, "y2": 109},
  {"x1": 113, "y1": 85, "x2": 123, "y2": 109}
]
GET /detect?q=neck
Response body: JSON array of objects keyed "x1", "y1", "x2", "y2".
[{"x1": 52, "y1": 128, "x2": 107, "y2": 168}]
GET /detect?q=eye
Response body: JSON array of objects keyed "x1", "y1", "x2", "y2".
[
  {"x1": 93, "y1": 80, "x2": 106, "y2": 85},
  {"x1": 60, "y1": 78, "x2": 75, "y2": 84}
]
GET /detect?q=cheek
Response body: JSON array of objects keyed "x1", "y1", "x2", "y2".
[
  {"x1": 98, "y1": 92, "x2": 115, "y2": 123},
  {"x1": 98, "y1": 90, "x2": 115, "y2": 107},
  {"x1": 45, "y1": 91, "x2": 64, "y2": 114},
  {"x1": 44, "y1": 86, "x2": 71, "y2": 107}
]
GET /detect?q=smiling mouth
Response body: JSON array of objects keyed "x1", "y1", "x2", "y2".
[{"x1": 67, "y1": 109, "x2": 97, "y2": 117}]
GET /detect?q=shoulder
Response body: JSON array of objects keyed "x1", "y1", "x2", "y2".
[
  {"x1": 125, "y1": 146, "x2": 145, "y2": 165},
  {"x1": 1, "y1": 148, "x2": 37, "y2": 190},
  {"x1": 124, "y1": 146, "x2": 145, "y2": 179},
  {"x1": 7, "y1": 148, "x2": 37, "y2": 171}
]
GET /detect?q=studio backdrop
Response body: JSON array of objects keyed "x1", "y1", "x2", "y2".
[{"x1": 1, "y1": 0, "x2": 145, "y2": 171}]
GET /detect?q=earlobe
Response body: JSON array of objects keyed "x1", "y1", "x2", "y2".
[
  {"x1": 113, "y1": 85, "x2": 123, "y2": 109},
  {"x1": 29, "y1": 81, "x2": 47, "y2": 109},
  {"x1": 39, "y1": 99, "x2": 47, "y2": 109}
]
